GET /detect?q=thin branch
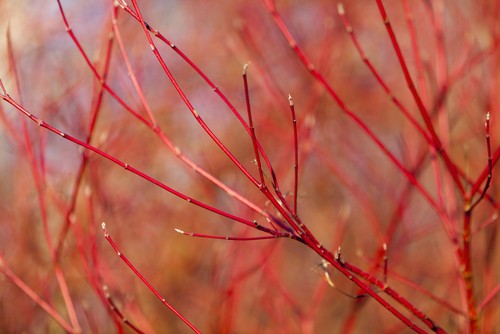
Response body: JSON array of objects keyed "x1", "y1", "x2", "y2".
[
  {"x1": 289, "y1": 95, "x2": 299, "y2": 216},
  {"x1": 243, "y1": 63, "x2": 266, "y2": 187},
  {"x1": 174, "y1": 228, "x2": 283, "y2": 241},
  {"x1": 101, "y1": 223, "x2": 201, "y2": 334},
  {"x1": 469, "y1": 112, "x2": 493, "y2": 210}
]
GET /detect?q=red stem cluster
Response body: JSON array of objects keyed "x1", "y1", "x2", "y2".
[{"x1": 0, "y1": 0, "x2": 497, "y2": 332}]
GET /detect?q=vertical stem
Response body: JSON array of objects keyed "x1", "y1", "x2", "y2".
[
  {"x1": 462, "y1": 202, "x2": 477, "y2": 333},
  {"x1": 462, "y1": 112, "x2": 492, "y2": 333},
  {"x1": 289, "y1": 95, "x2": 299, "y2": 216},
  {"x1": 243, "y1": 64, "x2": 266, "y2": 187}
]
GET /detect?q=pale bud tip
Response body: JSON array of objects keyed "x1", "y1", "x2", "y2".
[
  {"x1": 243, "y1": 62, "x2": 251, "y2": 74},
  {"x1": 174, "y1": 228, "x2": 184, "y2": 234},
  {"x1": 337, "y1": 3, "x2": 345, "y2": 15}
]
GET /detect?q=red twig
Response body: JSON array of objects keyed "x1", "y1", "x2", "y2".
[
  {"x1": 174, "y1": 228, "x2": 281, "y2": 241},
  {"x1": 289, "y1": 95, "x2": 299, "y2": 216},
  {"x1": 469, "y1": 112, "x2": 493, "y2": 208},
  {"x1": 462, "y1": 209, "x2": 478, "y2": 333},
  {"x1": 461, "y1": 112, "x2": 492, "y2": 333},
  {"x1": 243, "y1": 63, "x2": 266, "y2": 187},
  {"x1": 101, "y1": 223, "x2": 201, "y2": 334}
]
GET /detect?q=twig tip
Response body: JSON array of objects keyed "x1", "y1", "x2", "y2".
[
  {"x1": 337, "y1": 3, "x2": 345, "y2": 15},
  {"x1": 243, "y1": 62, "x2": 251, "y2": 74},
  {"x1": 101, "y1": 222, "x2": 109, "y2": 237}
]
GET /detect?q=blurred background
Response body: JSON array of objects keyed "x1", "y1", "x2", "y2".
[{"x1": 0, "y1": 0, "x2": 498, "y2": 332}]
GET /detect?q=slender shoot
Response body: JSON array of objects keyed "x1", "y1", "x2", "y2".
[{"x1": 101, "y1": 223, "x2": 201, "y2": 334}]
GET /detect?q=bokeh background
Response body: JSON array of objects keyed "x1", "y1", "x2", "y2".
[{"x1": 0, "y1": 0, "x2": 498, "y2": 332}]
